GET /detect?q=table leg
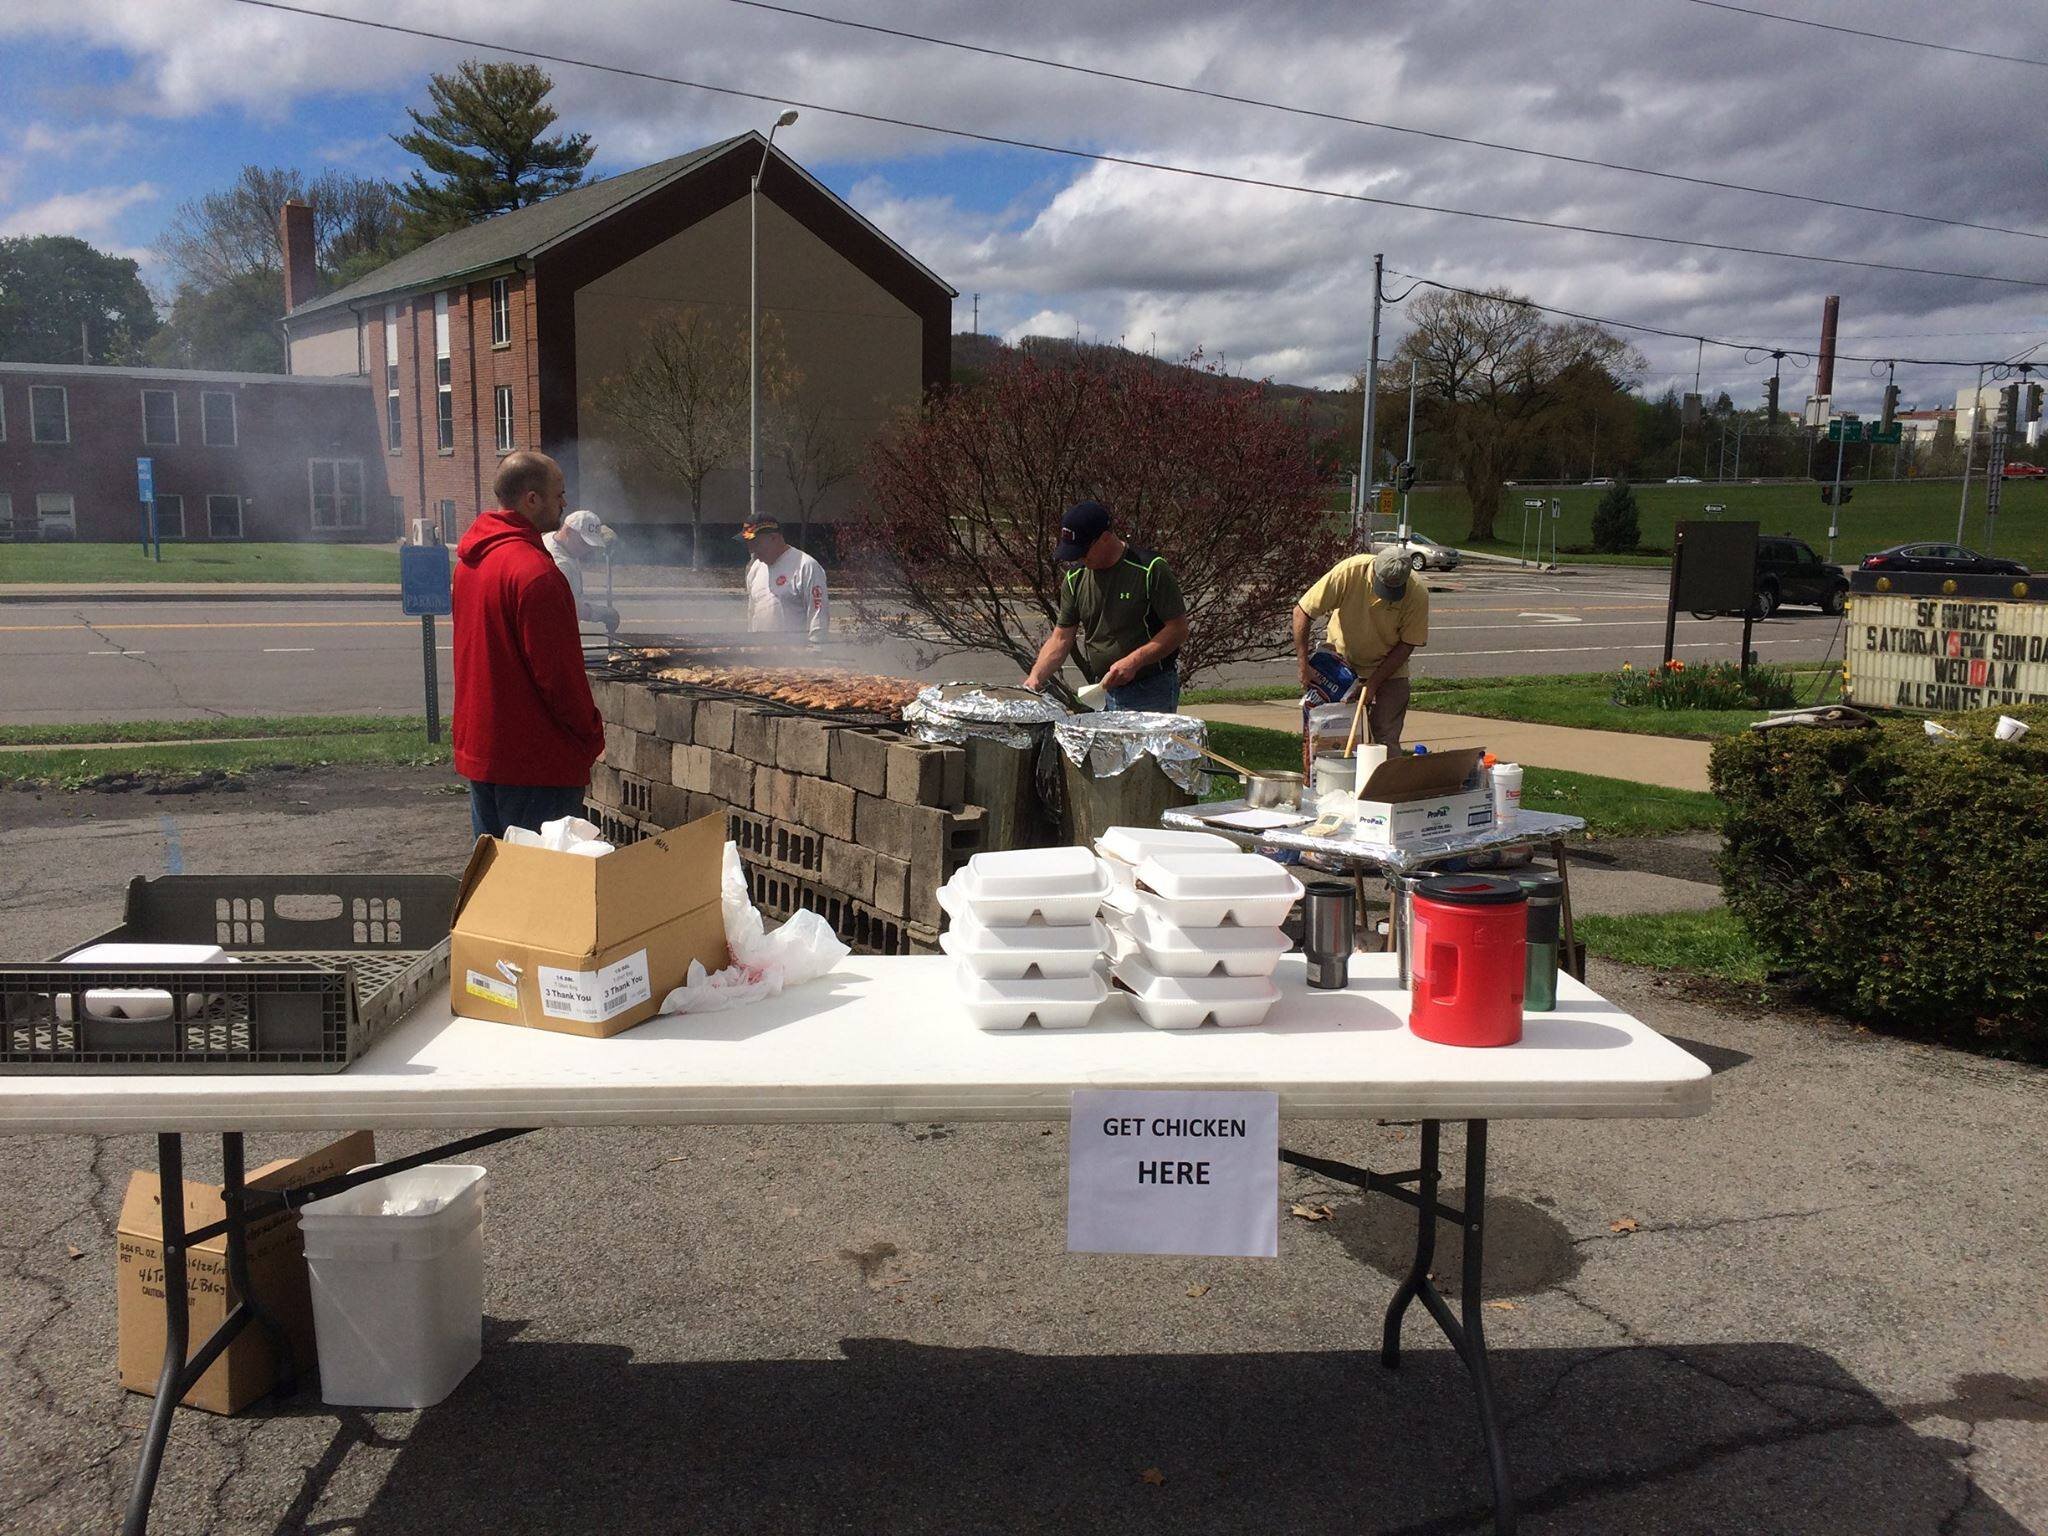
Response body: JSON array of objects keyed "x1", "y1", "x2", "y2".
[
  {"x1": 1551, "y1": 837, "x2": 1582, "y2": 981},
  {"x1": 220, "y1": 1133, "x2": 296, "y2": 1397}
]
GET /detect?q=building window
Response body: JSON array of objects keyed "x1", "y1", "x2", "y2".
[
  {"x1": 384, "y1": 303, "x2": 402, "y2": 452},
  {"x1": 434, "y1": 292, "x2": 454, "y2": 451},
  {"x1": 0, "y1": 495, "x2": 13, "y2": 539},
  {"x1": 206, "y1": 494, "x2": 243, "y2": 540},
  {"x1": 438, "y1": 498, "x2": 458, "y2": 542},
  {"x1": 141, "y1": 389, "x2": 179, "y2": 446},
  {"x1": 152, "y1": 493, "x2": 185, "y2": 540},
  {"x1": 390, "y1": 494, "x2": 407, "y2": 532},
  {"x1": 36, "y1": 493, "x2": 76, "y2": 539},
  {"x1": 30, "y1": 386, "x2": 69, "y2": 444},
  {"x1": 494, "y1": 385, "x2": 516, "y2": 452},
  {"x1": 309, "y1": 459, "x2": 366, "y2": 530},
  {"x1": 0, "y1": 387, "x2": 7, "y2": 440},
  {"x1": 201, "y1": 391, "x2": 237, "y2": 447},
  {"x1": 490, "y1": 276, "x2": 511, "y2": 347}
]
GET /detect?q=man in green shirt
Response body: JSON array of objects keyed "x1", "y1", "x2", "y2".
[{"x1": 1023, "y1": 500, "x2": 1190, "y2": 712}]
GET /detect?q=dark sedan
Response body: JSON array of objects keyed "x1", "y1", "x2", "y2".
[{"x1": 1860, "y1": 543, "x2": 2030, "y2": 577}]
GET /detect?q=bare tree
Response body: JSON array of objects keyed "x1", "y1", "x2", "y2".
[
  {"x1": 1397, "y1": 288, "x2": 1642, "y2": 540},
  {"x1": 773, "y1": 394, "x2": 859, "y2": 549},
  {"x1": 595, "y1": 309, "x2": 792, "y2": 567},
  {"x1": 157, "y1": 166, "x2": 406, "y2": 292}
]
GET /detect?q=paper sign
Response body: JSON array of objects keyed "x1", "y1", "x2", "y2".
[
  {"x1": 538, "y1": 949, "x2": 651, "y2": 1024},
  {"x1": 1066, "y1": 1089, "x2": 1279, "y2": 1257}
]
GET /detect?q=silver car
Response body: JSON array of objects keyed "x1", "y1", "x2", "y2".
[{"x1": 1371, "y1": 533, "x2": 1461, "y2": 572}]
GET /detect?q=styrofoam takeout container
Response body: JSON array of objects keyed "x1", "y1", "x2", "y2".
[
  {"x1": 1105, "y1": 907, "x2": 1290, "y2": 979},
  {"x1": 954, "y1": 965, "x2": 1109, "y2": 1030},
  {"x1": 940, "y1": 914, "x2": 1109, "y2": 980},
  {"x1": 1103, "y1": 854, "x2": 1304, "y2": 928},
  {"x1": 1095, "y1": 826, "x2": 1237, "y2": 868},
  {"x1": 1110, "y1": 953, "x2": 1281, "y2": 1030},
  {"x1": 57, "y1": 943, "x2": 236, "y2": 1021},
  {"x1": 959, "y1": 845, "x2": 1107, "y2": 898},
  {"x1": 939, "y1": 865, "x2": 1110, "y2": 928}
]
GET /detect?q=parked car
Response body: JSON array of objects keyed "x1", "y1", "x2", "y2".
[
  {"x1": 1860, "y1": 543, "x2": 2030, "y2": 577},
  {"x1": 1665, "y1": 475, "x2": 1702, "y2": 484},
  {"x1": 1580, "y1": 477, "x2": 1612, "y2": 487},
  {"x1": 1755, "y1": 536, "x2": 1849, "y2": 616},
  {"x1": 2003, "y1": 461, "x2": 2046, "y2": 479},
  {"x1": 1370, "y1": 532, "x2": 1462, "y2": 572}
]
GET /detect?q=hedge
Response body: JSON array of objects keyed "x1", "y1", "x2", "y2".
[{"x1": 1712, "y1": 703, "x2": 2048, "y2": 1050}]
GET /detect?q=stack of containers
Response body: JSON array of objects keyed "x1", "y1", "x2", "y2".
[
  {"x1": 1101, "y1": 836, "x2": 1302, "y2": 1029},
  {"x1": 938, "y1": 846, "x2": 1112, "y2": 1029}
]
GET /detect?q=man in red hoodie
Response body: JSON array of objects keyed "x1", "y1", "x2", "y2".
[{"x1": 453, "y1": 451, "x2": 606, "y2": 840}]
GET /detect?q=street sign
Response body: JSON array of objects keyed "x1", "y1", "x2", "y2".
[
  {"x1": 1869, "y1": 422, "x2": 1903, "y2": 445},
  {"x1": 1376, "y1": 485, "x2": 1396, "y2": 520},
  {"x1": 1704, "y1": 502, "x2": 1727, "y2": 518},
  {"x1": 1987, "y1": 425, "x2": 2007, "y2": 530},
  {"x1": 399, "y1": 543, "x2": 453, "y2": 617},
  {"x1": 136, "y1": 458, "x2": 154, "y2": 503},
  {"x1": 1826, "y1": 419, "x2": 1867, "y2": 444}
]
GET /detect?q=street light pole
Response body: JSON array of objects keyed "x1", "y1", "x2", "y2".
[
  {"x1": 750, "y1": 109, "x2": 799, "y2": 530},
  {"x1": 1957, "y1": 363, "x2": 1984, "y2": 544},
  {"x1": 1399, "y1": 363, "x2": 1418, "y2": 540},
  {"x1": 1355, "y1": 253, "x2": 1383, "y2": 542}
]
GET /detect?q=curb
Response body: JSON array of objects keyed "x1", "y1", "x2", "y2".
[{"x1": 0, "y1": 586, "x2": 401, "y2": 605}]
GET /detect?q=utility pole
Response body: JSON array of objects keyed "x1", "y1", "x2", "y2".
[
  {"x1": 971, "y1": 293, "x2": 979, "y2": 335},
  {"x1": 1828, "y1": 431, "x2": 1846, "y2": 563},
  {"x1": 1957, "y1": 364, "x2": 1984, "y2": 544},
  {"x1": 1355, "y1": 253, "x2": 1383, "y2": 542},
  {"x1": 1399, "y1": 363, "x2": 1418, "y2": 540}
]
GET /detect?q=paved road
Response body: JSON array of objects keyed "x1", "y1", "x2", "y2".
[{"x1": 0, "y1": 565, "x2": 1846, "y2": 725}]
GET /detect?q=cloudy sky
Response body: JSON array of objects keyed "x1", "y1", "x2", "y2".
[{"x1": 3, "y1": 0, "x2": 2044, "y2": 414}]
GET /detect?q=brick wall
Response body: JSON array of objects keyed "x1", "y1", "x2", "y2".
[{"x1": 0, "y1": 365, "x2": 392, "y2": 543}]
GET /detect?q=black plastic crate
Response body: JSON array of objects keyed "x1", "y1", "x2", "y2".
[{"x1": 0, "y1": 874, "x2": 458, "y2": 1075}]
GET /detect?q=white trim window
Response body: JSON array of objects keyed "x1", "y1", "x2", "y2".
[
  {"x1": 494, "y1": 385, "x2": 516, "y2": 453},
  {"x1": 384, "y1": 303, "x2": 402, "y2": 452},
  {"x1": 36, "y1": 492, "x2": 76, "y2": 539},
  {"x1": 309, "y1": 458, "x2": 366, "y2": 531},
  {"x1": 141, "y1": 389, "x2": 179, "y2": 446},
  {"x1": 438, "y1": 498, "x2": 457, "y2": 542},
  {"x1": 0, "y1": 387, "x2": 8, "y2": 441},
  {"x1": 490, "y1": 276, "x2": 511, "y2": 347},
  {"x1": 29, "y1": 385, "x2": 69, "y2": 444},
  {"x1": 434, "y1": 292, "x2": 454, "y2": 451},
  {"x1": 200, "y1": 390, "x2": 237, "y2": 447},
  {"x1": 152, "y1": 493, "x2": 185, "y2": 540},
  {"x1": 206, "y1": 494, "x2": 243, "y2": 540}
]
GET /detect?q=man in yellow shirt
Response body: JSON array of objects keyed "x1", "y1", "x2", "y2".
[{"x1": 1292, "y1": 548, "x2": 1429, "y2": 747}]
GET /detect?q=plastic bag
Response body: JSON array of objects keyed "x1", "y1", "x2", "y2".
[
  {"x1": 658, "y1": 842, "x2": 850, "y2": 1015},
  {"x1": 503, "y1": 815, "x2": 614, "y2": 856}
]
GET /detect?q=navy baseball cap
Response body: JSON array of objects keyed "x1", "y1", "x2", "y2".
[{"x1": 1052, "y1": 501, "x2": 1112, "y2": 563}]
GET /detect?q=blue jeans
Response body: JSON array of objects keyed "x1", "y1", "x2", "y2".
[
  {"x1": 1106, "y1": 668, "x2": 1181, "y2": 714},
  {"x1": 468, "y1": 782, "x2": 590, "y2": 841}
]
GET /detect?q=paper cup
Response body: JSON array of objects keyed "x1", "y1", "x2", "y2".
[{"x1": 1996, "y1": 715, "x2": 2029, "y2": 741}]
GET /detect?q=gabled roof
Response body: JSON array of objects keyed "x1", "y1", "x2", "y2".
[
  {"x1": 285, "y1": 133, "x2": 953, "y2": 322},
  {"x1": 0, "y1": 359, "x2": 363, "y2": 388}
]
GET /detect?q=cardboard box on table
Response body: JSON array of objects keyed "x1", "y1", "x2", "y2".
[
  {"x1": 449, "y1": 812, "x2": 728, "y2": 1037},
  {"x1": 117, "y1": 1131, "x2": 375, "y2": 1414},
  {"x1": 1350, "y1": 747, "x2": 1495, "y2": 849}
]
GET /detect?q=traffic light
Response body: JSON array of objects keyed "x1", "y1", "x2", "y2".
[
  {"x1": 1394, "y1": 461, "x2": 1417, "y2": 493},
  {"x1": 1842, "y1": 485, "x2": 1853, "y2": 506},
  {"x1": 1765, "y1": 374, "x2": 1780, "y2": 426},
  {"x1": 1881, "y1": 383, "x2": 1899, "y2": 431},
  {"x1": 2001, "y1": 383, "x2": 2020, "y2": 432},
  {"x1": 1820, "y1": 486, "x2": 1856, "y2": 506},
  {"x1": 2028, "y1": 383, "x2": 2043, "y2": 425}
]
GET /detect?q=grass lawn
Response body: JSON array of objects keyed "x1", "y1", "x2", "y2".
[
  {"x1": 0, "y1": 715, "x2": 450, "y2": 786},
  {"x1": 1388, "y1": 477, "x2": 2040, "y2": 570},
  {"x1": 0, "y1": 542, "x2": 399, "y2": 584},
  {"x1": 0, "y1": 714, "x2": 436, "y2": 747},
  {"x1": 1409, "y1": 667, "x2": 1843, "y2": 741},
  {"x1": 1576, "y1": 908, "x2": 1768, "y2": 988},
  {"x1": 1200, "y1": 720, "x2": 1721, "y2": 837}
]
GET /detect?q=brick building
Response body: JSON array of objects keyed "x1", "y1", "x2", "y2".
[
  {"x1": 0, "y1": 361, "x2": 390, "y2": 543},
  {"x1": 280, "y1": 132, "x2": 954, "y2": 553}
]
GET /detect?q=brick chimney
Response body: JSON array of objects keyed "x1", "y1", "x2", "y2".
[{"x1": 279, "y1": 200, "x2": 318, "y2": 314}]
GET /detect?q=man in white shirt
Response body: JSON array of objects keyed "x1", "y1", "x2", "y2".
[
  {"x1": 740, "y1": 518, "x2": 828, "y2": 642},
  {"x1": 541, "y1": 509, "x2": 621, "y2": 633}
]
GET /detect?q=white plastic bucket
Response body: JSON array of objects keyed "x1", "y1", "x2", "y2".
[
  {"x1": 298, "y1": 1164, "x2": 489, "y2": 1408},
  {"x1": 1491, "y1": 763, "x2": 1523, "y2": 823}
]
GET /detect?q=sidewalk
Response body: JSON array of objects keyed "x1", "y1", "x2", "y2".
[{"x1": 1184, "y1": 698, "x2": 1715, "y2": 793}]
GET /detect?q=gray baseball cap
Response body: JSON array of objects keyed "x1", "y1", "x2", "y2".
[{"x1": 1371, "y1": 549, "x2": 1415, "y2": 599}]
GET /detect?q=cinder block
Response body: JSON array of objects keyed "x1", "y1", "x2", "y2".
[
  {"x1": 655, "y1": 692, "x2": 696, "y2": 744},
  {"x1": 855, "y1": 793, "x2": 911, "y2": 854},
  {"x1": 775, "y1": 716, "x2": 834, "y2": 777},
  {"x1": 798, "y1": 776, "x2": 858, "y2": 842},
  {"x1": 821, "y1": 838, "x2": 878, "y2": 902},
  {"x1": 872, "y1": 854, "x2": 912, "y2": 918},
  {"x1": 602, "y1": 721, "x2": 631, "y2": 768},
  {"x1": 884, "y1": 739, "x2": 961, "y2": 806},
  {"x1": 628, "y1": 731, "x2": 671, "y2": 782},
  {"x1": 693, "y1": 699, "x2": 736, "y2": 753},
  {"x1": 732, "y1": 707, "x2": 777, "y2": 764},
  {"x1": 588, "y1": 761, "x2": 622, "y2": 808},
  {"x1": 649, "y1": 781, "x2": 690, "y2": 828},
  {"x1": 709, "y1": 751, "x2": 755, "y2": 807},
  {"x1": 755, "y1": 766, "x2": 801, "y2": 824},
  {"x1": 908, "y1": 874, "x2": 942, "y2": 931},
  {"x1": 619, "y1": 682, "x2": 660, "y2": 735},
  {"x1": 906, "y1": 923, "x2": 942, "y2": 957},
  {"x1": 941, "y1": 747, "x2": 967, "y2": 809},
  {"x1": 589, "y1": 678, "x2": 621, "y2": 719},
  {"x1": 829, "y1": 730, "x2": 890, "y2": 797},
  {"x1": 906, "y1": 803, "x2": 989, "y2": 897},
  {"x1": 671, "y1": 742, "x2": 711, "y2": 794}
]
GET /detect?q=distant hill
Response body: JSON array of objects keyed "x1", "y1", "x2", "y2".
[{"x1": 951, "y1": 331, "x2": 1345, "y2": 408}]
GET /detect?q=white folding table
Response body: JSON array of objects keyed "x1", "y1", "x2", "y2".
[{"x1": 0, "y1": 953, "x2": 1710, "y2": 1536}]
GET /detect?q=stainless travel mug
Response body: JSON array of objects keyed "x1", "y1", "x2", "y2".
[{"x1": 1303, "y1": 880, "x2": 1356, "y2": 990}]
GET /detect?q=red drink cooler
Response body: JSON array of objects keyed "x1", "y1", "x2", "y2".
[{"x1": 1408, "y1": 876, "x2": 1527, "y2": 1047}]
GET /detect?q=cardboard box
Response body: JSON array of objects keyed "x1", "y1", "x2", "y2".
[
  {"x1": 1348, "y1": 747, "x2": 1496, "y2": 848},
  {"x1": 449, "y1": 812, "x2": 728, "y2": 1037},
  {"x1": 117, "y1": 1131, "x2": 375, "y2": 1415}
]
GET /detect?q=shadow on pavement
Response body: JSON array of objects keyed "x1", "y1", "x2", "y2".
[{"x1": 278, "y1": 1333, "x2": 2030, "y2": 1535}]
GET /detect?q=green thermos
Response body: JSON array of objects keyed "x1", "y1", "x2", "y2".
[{"x1": 1517, "y1": 872, "x2": 1564, "y2": 1012}]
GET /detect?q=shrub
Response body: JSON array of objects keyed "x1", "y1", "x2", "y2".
[
  {"x1": 1591, "y1": 480, "x2": 1641, "y2": 553},
  {"x1": 1712, "y1": 704, "x2": 2048, "y2": 1051},
  {"x1": 1612, "y1": 659, "x2": 1798, "y2": 711}
]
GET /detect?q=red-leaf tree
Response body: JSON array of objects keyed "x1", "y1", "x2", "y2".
[{"x1": 848, "y1": 348, "x2": 1341, "y2": 689}]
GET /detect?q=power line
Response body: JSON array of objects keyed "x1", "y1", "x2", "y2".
[
  {"x1": 1675, "y1": 0, "x2": 2048, "y2": 71},
  {"x1": 1383, "y1": 268, "x2": 2042, "y2": 370},
  {"x1": 728, "y1": 0, "x2": 2048, "y2": 244},
  {"x1": 225, "y1": 0, "x2": 2048, "y2": 292}
]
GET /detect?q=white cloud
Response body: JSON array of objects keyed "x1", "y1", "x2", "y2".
[
  {"x1": 19, "y1": 120, "x2": 137, "y2": 160},
  {"x1": 0, "y1": 183, "x2": 161, "y2": 264}
]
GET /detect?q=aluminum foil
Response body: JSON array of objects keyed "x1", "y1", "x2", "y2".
[
  {"x1": 904, "y1": 681, "x2": 1071, "y2": 749},
  {"x1": 1052, "y1": 711, "x2": 1209, "y2": 792}
]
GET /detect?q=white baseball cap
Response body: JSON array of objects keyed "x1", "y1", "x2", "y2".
[{"x1": 559, "y1": 510, "x2": 615, "y2": 551}]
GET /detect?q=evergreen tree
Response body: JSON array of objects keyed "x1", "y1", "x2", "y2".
[
  {"x1": 1591, "y1": 479, "x2": 1641, "y2": 554},
  {"x1": 0, "y1": 235, "x2": 158, "y2": 364},
  {"x1": 394, "y1": 61, "x2": 594, "y2": 236}
]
